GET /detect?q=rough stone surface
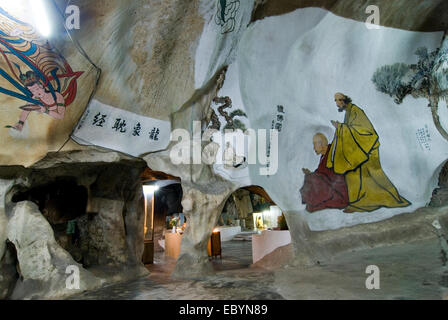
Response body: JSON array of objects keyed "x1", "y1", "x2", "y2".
[
  {"x1": 309, "y1": 205, "x2": 448, "y2": 259},
  {"x1": 430, "y1": 161, "x2": 448, "y2": 207},
  {"x1": 31, "y1": 150, "x2": 137, "y2": 170},
  {"x1": 232, "y1": 189, "x2": 253, "y2": 219},
  {"x1": 0, "y1": 151, "x2": 148, "y2": 299},
  {"x1": 0, "y1": 242, "x2": 18, "y2": 300},
  {"x1": 252, "y1": 0, "x2": 448, "y2": 32},
  {"x1": 67, "y1": 238, "x2": 448, "y2": 300},
  {"x1": 254, "y1": 205, "x2": 448, "y2": 270},
  {"x1": 252, "y1": 244, "x2": 294, "y2": 271},
  {"x1": 171, "y1": 184, "x2": 234, "y2": 279},
  {"x1": 274, "y1": 239, "x2": 447, "y2": 300},
  {"x1": 0, "y1": 180, "x2": 14, "y2": 267},
  {"x1": 123, "y1": 194, "x2": 146, "y2": 266},
  {"x1": 283, "y1": 211, "x2": 325, "y2": 267},
  {"x1": 142, "y1": 66, "x2": 240, "y2": 279},
  {"x1": 78, "y1": 198, "x2": 128, "y2": 266},
  {"x1": 0, "y1": 180, "x2": 16, "y2": 299},
  {"x1": 64, "y1": 0, "x2": 205, "y2": 121},
  {"x1": 68, "y1": 241, "x2": 285, "y2": 300},
  {"x1": 6, "y1": 201, "x2": 104, "y2": 300}
]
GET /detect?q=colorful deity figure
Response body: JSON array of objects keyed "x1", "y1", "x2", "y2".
[
  {"x1": 0, "y1": 7, "x2": 83, "y2": 131},
  {"x1": 326, "y1": 93, "x2": 411, "y2": 213},
  {"x1": 6, "y1": 70, "x2": 66, "y2": 131}
]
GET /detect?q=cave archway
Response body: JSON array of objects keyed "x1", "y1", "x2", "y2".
[
  {"x1": 213, "y1": 185, "x2": 289, "y2": 271},
  {"x1": 11, "y1": 178, "x2": 89, "y2": 266},
  {"x1": 140, "y1": 168, "x2": 182, "y2": 266}
]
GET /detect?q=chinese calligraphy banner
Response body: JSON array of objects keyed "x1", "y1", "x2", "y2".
[{"x1": 72, "y1": 99, "x2": 171, "y2": 157}]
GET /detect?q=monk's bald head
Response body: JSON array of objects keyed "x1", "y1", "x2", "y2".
[
  {"x1": 313, "y1": 133, "x2": 328, "y2": 145},
  {"x1": 313, "y1": 133, "x2": 328, "y2": 155}
]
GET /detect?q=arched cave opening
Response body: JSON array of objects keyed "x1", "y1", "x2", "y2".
[
  {"x1": 11, "y1": 178, "x2": 89, "y2": 267},
  {"x1": 138, "y1": 172, "x2": 292, "y2": 273},
  {"x1": 140, "y1": 168, "x2": 183, "y2": 267},
  {"x1": 153, "y1": 183, "x2": 183, "y2": 251},
  {"x1": 213, "y1": 186, "x2": 289, "y2": 270},
  {"x1": 1, "y1": 157, "x2": 149, "y2": 299}
]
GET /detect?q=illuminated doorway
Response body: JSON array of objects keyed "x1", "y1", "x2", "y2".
[
  {"x1": 141, "y1": 168, "x2": 182, "y2": 266},
  {"x1": 214, "y1": 186, "x2": 288, "y2": 270}
]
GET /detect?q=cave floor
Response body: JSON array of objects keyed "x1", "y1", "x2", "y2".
[{"x1": 68, "y1": 238, "x2": 448, "y2": 300}]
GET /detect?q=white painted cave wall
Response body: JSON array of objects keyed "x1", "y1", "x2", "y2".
[{"x1": 195, "y1": 6, "x2": 448, "y2": 231}]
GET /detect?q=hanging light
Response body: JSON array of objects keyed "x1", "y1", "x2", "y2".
[
  {"x1": 30, "y1": 0, "x2": 52, "y2": 37},
  {"x1": 143, "y1": 184, "x2": 159, "y2": 197},
  {"x1": 0, "y1": 1, "x2": 52, "y2": 37}
]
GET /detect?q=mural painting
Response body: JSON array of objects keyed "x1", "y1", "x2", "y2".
[
  {"x1": 372, "y1": 43, "x2": 448, "y2": 141},
  {"x1": 0, "y1": 8, "x2": 83, "y2": 132},
  {"x1": 209, "y1": 95, "x2": 247, "y2": 131},
  {"x1": 300, "y1": 132, "x2": 348, "y2": 213},
  {"x1": 207, "y1": 94, "x2": 248, "y2": 170},
  {"x1": 301, "y1": 93, "x2": 411, "y2": 213},
  {"x1": 214, "y1": 0, "x2": 240, "y2": 34}
]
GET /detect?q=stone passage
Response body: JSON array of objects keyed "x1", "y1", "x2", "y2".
[{"x1": 0, "y1": 152, "x2": 150, "y2": 299}]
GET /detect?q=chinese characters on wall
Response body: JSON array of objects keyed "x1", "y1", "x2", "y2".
[
  {"x1": 91, "y1": 112, "x2": 161, "y2": 141},
  {"x1": 416, "y1": 125, "x2": 431, "y2": 151},
  {"x1": 72, "y1": 100, "x2": 170, "y2": 157},
  {"x1": 266, "y1": 105, "x2": 285, "y2": 177}
]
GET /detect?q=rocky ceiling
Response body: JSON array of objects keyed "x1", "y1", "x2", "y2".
[{"x1": 252, "y1": 0, "x2": 448, "y2": 31}]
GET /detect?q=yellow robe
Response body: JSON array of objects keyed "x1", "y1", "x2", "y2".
[{"x1": 326, "y1": 103, "x2": 411, "y2": 212}]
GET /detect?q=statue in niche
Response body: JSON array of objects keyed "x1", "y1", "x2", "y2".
[
  {"x1": 301, "y1": 93, "x2": 411, "y2": 213},
  {"x1": 255, "y1": 215, "x2": 264, "y2": 229}
]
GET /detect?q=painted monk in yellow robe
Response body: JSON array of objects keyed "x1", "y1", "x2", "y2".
[{"x1": 326, "y1": 93, "x2": 411, "y2": 213}]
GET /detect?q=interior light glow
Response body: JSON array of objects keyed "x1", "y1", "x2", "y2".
[
  {"x1": 30, "y1": 0, "x2": 51, "y2": 37},
  {"x1": 1, "y1": 1, "x2": 27, "y2": 13},
  {"x1": 143, "y1": 185, "x2": 159, "y2": 196}
]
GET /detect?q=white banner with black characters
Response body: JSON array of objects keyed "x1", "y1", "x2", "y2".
[{"x1": 71, "y1": 99, "x2": 171, "y2": 157}]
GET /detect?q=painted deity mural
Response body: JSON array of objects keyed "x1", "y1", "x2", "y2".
[
  {"x1": 195, "y1": 5, "x2": 448, "y2": 230},
  {"x1": 0, "y1": 7, "x2": 93, "y2": 166},
  {"x1": 0, "y1": 8, "x2": 83, "y2": 132},
  {"x1": 299, "y1": 40, "x2": 448, "y2": 214},
  {"x1": 300, "y1": 93, "x2": 411, "y2": 213}
]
